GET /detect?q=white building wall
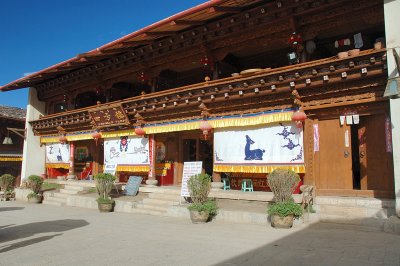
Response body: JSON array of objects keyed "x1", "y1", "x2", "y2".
[
  {"x1": 20, "y1": 87, "x2": 46, "y2": 182},
  {"x1": 384, "y1": 0, "x2": 400, "y2": 217}
]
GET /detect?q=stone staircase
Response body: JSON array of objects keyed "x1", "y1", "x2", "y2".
[
  {"x1": 115, "y1": 187, "x2": 182, "y2": 216},
  {"x1": 43, "y1": 184, "x2": 91, "y2": 206},
  {"x1": 314, "y1": 196, "x2": 396, "y2": 228}
]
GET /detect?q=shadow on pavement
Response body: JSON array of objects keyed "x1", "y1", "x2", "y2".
[
  {"x1": 0, "y1": 219, "x2": 89, "y2": 247},
  {"x1": 0, "y1": 234, "x2": 63, "y2": 253},
  {"x1": 213, "y1": 221, "x2": 400, "y2": 266},
  {"x1": 0, "y1": 207, "x2": 25, "y2": 212}
]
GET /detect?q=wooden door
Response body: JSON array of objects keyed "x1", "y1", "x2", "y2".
[
  {"x1": 358, "y1": 114, "x2": 394, "y2": 191},
  {"x1": 316, "y1": 119, "x2": 353, "y2": 190}
]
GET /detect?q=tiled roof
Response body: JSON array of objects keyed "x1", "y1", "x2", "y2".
[{"x1": 0, "y1": 105, "x2": 26, "y2": 121}]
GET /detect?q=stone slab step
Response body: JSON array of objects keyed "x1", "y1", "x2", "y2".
[
  {"x1": 44, "y1": 196, "x2": 67, "y2": 204},
  {"x1": 64, "y1": 185, "x2": 89, "y2": 191},
  {"x1": 315, "y1": 204, "x2": 391, "y2": 219},
  {"x1": 47, "y1": 192, "x2": 69, "y2": 199},
  {"x1": 42, "y1": 200, "x2": 65, "y2": 207},
  {"x1": 148, "y1": 193, "x2": 182, "y2": 201},
  {"x1": 139, "y1": 186, "x2": 181, "y2": 195},
  {"x1": 59, "y1": 189, "x2": 88, "y2": 195},
  {"x1": 129, "y1": 208, "x2": 166, "y2": 216},
  {"x1": 135, "y1": 203, "x2": 168, "y2": 212},
  {"x1": 142, "y1": 198, "x2": 178, "y2": 206}
]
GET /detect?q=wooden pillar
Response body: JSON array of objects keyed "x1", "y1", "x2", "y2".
[
  {"x1": 145, "y1": 134, "x2": 158, "y2": 186},
  {"x1": 67, "y1": 141, "x2": 76, "y2": 179}
]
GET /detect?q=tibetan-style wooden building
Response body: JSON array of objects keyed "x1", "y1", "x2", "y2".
[
  {"x1": 0, "y1": 106, "x2": 25, "y2": 184},
  {"x1": 1, "y1": 0, "x2": 400, "y2": 202}
]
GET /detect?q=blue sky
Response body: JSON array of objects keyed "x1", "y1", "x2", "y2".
[{"x1": 0, "y1": 0, "x2": 205, "y2": 109}]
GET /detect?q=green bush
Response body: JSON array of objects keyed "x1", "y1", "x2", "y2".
[
  {"x1": 96, "y1": 197, "x2": 115, "y2": 204},
  {"x1": 0, "y1": 174, "x2": 16, "y2": 191},
  {"x1": 267, "y1": 169, "x2": 300, "y2": 203},
  {"x1": 187, "y1": 173, "x2": 211, "y2": 204},
  {"x1": 27, "y1": 175, "x2": 43, "y2": 195},
  {"x1": 267, "y1": 200, "x2": 303, "y2": 218},
  {"x1": 188, "y1": 199, "x2": 218, "y2": 217},
  {"x1": 94, "y1": 173, "x2": 116, "y2": 201}
]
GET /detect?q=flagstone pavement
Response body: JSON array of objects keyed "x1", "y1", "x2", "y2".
[{"x1": 1, "y1": 201, "x2": 399, "y2": 266}]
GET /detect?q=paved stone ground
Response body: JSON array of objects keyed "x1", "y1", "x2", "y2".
[{"x1": 1, "y1": 201, "x2": 399, "y2": 266}]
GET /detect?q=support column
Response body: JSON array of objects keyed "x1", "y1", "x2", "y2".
[
  {"x1": 20, "y1": 87, "x2": 46, "y2": 183},
  {"x1": 67, "y1": 142, "x2": 76, "y2": 180},
  {"x1": 384, "y1": 0, "x2": 400, "y2": 218},
  {"x1": 146, "y1": 134, "x2": 158, "y2": 186}
]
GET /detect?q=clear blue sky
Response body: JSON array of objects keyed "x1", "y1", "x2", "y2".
[{"x1": 0, "y1": 0, "x2": 205, "y2": 109}]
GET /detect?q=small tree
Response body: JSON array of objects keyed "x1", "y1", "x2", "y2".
[
  {"x1": 27, "y1": 175, "x2": 44, "y2": 199},
  {"x1": 0, "y1": 174, "x2": 16, "y2": 191},
  {"x1": 94, "y1": 173, "x2": 116, "y2": 204},
  {"x1": 187, "y1": 173, "x2": 217, "y2": 219},
  {"x1": 267, "y1": 169, "x2": 300, "y2": 203}
]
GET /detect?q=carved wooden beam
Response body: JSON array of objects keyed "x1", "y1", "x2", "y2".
[
  {"x1": 170, "y1": 20, "x2": 204, "y2": 26},
  {"x1": 209, "y1": 6, "x2": 241, "y2": 13}
]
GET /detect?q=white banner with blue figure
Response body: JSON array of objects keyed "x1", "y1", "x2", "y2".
[
  {"x1": 104, "y1": 136, "x2": 149, "y2": 166},
  {"x1": 46, "y1": 143, "x2": 70, "y2": 163},
  {"x1": 214, "y1": 123, "x2": 304, "y2": 173}
]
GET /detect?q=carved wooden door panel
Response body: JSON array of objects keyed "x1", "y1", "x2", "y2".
[
  {"x1": 358, "y1": 114, "x2": 394, "y2": 191},
  {"x1": 317, "y1": 119, "x2": 353, "y2": 190}
]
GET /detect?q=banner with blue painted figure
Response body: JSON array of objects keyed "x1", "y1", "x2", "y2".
[
  {"x1": 45, "y1": 143, "x2": 70, "y2": 163},
  {"x1": 104, "y1": 136, "x2": 149, "y2": 166},
  {"x1": 213, "y1": 123, "x2": 304, "y2": 172}
]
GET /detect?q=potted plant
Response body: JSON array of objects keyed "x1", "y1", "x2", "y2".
[
  {"x1": 94, "y1": 173, "x2": 116, "y2": 212},
  {"x1": 187, "y1": 173, "x2": 218, "y2": 223},
  {"x1": 267, "y1": 169, "x2": 302, "y2": 228},
  {"x1": 0, "y1": 174, "x2": 16, "y2": 201},
  {"x1": 26, "y1": 175, "x2": 44, "y2": 203}
]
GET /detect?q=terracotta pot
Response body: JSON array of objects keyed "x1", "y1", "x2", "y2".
[
  {"x1": 348, "y1": 49, "x2": 360, "y2": 56},
  {"x1": 337, "y1": 52, "x2": 348, "y2": 59},
  {"x1": 28, "y1": 195, "x2": 43, "y2": 204},
  {"x1": 98, "y1": 202, "x2": 114, "y2": 212},
  {"x1": 270, "y1": 214, "x2": 294, "y2": 229},
  {"x1": 190, "y1": 210, "x2": 209, "y2": 223}
]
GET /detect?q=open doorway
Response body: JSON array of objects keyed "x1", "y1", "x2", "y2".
[{"x1": 182, "y1": 138, "x2": 213, "y2": 176}]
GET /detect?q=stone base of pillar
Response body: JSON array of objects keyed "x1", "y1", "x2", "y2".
[
  {"x1": 384, "y1": 216, "x2": 400, "y2": 235},
  {"x1": 211, "y1": 181, "x2": 224, "y2": 190},
  {"x1": 67, "y1": 174, "x2": 77, "y2": 180},
  {"x1": 145, "y1": 179, "x2": 158, "y2": 187}
]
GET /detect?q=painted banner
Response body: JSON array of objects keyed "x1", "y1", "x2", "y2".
[
  {"x1": 45, "y1": 143, "x2": 70, "y2": 164},
  {"x1": 313, "y1": 124, "x2": 319, "y2": 152},
  {"x1": 214, "y1": 123, "x2": 304, "y2": 169},
  {"x1": 104, "y1": 136, "x2": 150, "y2": 166}
]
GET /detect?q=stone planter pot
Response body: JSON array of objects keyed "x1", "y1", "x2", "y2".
[
  {"x1": 270, "y1": 214, "x2": 294, "y2": 229},
  {"x1": 190, "y1": 210, "x2": 209, "y2": 224},
  {"x1": 28, "y1": 195, "x2": 43, "y2": 204},
  {"x1": 98, "y1": 202, "x2": 114, "y2": 212}
]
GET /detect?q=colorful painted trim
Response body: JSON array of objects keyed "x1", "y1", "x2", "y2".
[
  {"x1": 46, "y1": 163, "x2": 70, "y2": 169},
  {"x1": 0, "y1": 157, "x2": 23, "y2": 162},
  {"x1": 116, "y1": 165, "x2": 150, "y2": 172},
  {"x1": 40, "y1": 109, "x2": 294, "y2": 142},
  {"x1": 213, "y1": 164, "x2": 305, "y2": 174}
]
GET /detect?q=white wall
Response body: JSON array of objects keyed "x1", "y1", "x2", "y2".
[
  {"x1": 384, "y1": 0, "x2": 400, "y2": 217},
  {"x1": 20, "y1": 87, "x2": 46, "y2": 182}
]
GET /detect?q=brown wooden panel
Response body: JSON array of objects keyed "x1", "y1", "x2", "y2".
[
  {"x1": 359, "y1": 114, "x2": 394, "y2": 191},
  {"x1": 316, "y1": 119, "x2": 353, "y2": 190}
]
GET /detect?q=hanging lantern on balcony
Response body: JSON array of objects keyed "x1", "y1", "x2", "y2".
[
  {"x1": 289, "y1": 32, "x2": 303, "y2": 48},
  {"x1": 292, "y1": 110, "x2": 307, "y2": 128},
  {"x1": 199, "y1": 120, "x2": 212, "y2": 140},
  {"x1": 139, "y1": 72, "x2": 149, "y2": 83},
  {"x1": 59, "y1": 135, "x2": 67, "y2": 144},
  {"x1": 92, "y1": 131, "x2": 102, "y2": 145},
  {"x1": 135, "y1": 126, "x2": 146, "y2": 137}
]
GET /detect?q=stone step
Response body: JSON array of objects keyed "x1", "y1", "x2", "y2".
[
  {"x1": 44, "y1": 196, "x2": 67, "y2": 204},
  {"x1": 129, "y1": 208, "x2": 166, "y2": 216},
  {"x1": 42, "y1": 200, "x2": 65, "y2": 207},
  {"x1": 139, "y1": 186, "x2": 181, "y2": 195},
  {"x1": 315, "y1": 204, "x2": 392, "y2": 219},
  {"x1": 64, "y1": 185, "x2": 89, "y2": 191},
  {"x1": 142, "y1": 198, "x2": 178, "y2": 206},
  {"x1": 316, "y1": 196, "x2": 395, "y2": 209},
  {"x1": 114, "y1": 200, "x2": 136, "y2": 213},
  {"x1": 148, "y1": 193, "x2": 182, "y2": 201},
  {"x1": 46, "y1": 192, "x2": 69, "y2": 199},
  {"x1": 136, "y1": 203, "x2": 168, "y2": 212}
]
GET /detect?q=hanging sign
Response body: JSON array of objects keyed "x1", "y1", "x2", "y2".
[
  {"x1": 352, "y1": 114, "x2": 360, "y2": 125},
  {"x1": 345, "y1": 129, "x2": 350, "y2": 147},
  {"x1": 385, "y1": 117, "x2": 393, "y2": 152},
  {"x1": 88, "y1": 104, "x2": 130, "y2": 128},
  {"x1": 104, "y1": 136, "x2": 150, "y2": 166},
  {"x1": 346, "y1": 115, "x2": 353, "y2": 125},
  {"x1": 214, "y1": 123, "x2": 304, "y2": 169},
  {"x1": 180, "y1": 161, "x2": 203, "y2": 197},
  {"x1": 313, "y1": 124, "x2": 319, "y2": 152},
  {"x1": 45, "y1": 143, "x2": 70, "y2": 164},
  {"x1": 104, "y1": 163, "x2": 117, "y2": 175}
]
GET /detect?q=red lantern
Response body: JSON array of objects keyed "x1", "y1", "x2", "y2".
[
  {"x1": 92, "y1": 131, "x2": 102, "y2": 145},
  {"x1": 289, "y1": 32, "x2": 303, "y2": 47},
  {"x1": 199, "y1": 120, "x2": 212, "y2": 140},
  {"x1": 292, "y1": 110, "x2": 307, "y2": 128},
  {"x1": 135, "y1": 127, "x2": 146, "y2": 136},
  {"x1": 139, "y1": 72, "x2": 149, "y2": 83},
  {"x1": 59, "y1": 135, "x2": 67, "y2": 144}
]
